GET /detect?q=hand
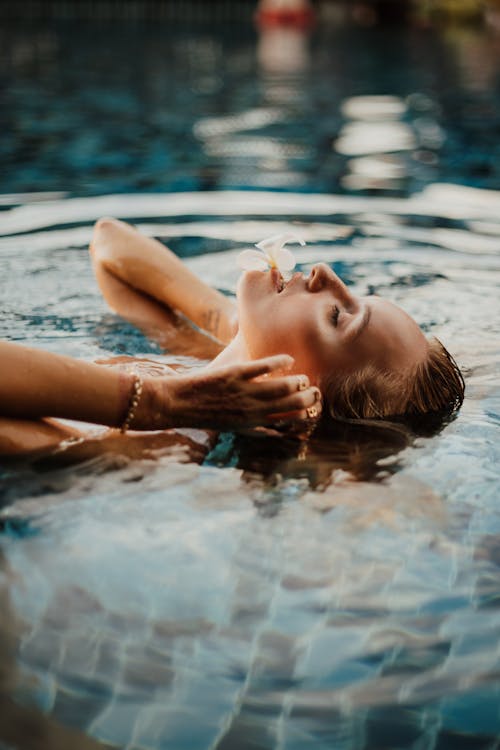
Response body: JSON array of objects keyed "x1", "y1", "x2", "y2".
[{"x1": 136, "y1": 355, "x2": 322, "y2": 431}]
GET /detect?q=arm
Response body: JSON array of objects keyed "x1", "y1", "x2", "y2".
[
  {"x1": 0, "y1": 341, "x2": 133, "y2": 427},
  {"x1": 90, "y1": 218, "x2": 237, "y2": 343},
  {"x1": 0, "y1": 342, "x2": 321, "y2": 431}
]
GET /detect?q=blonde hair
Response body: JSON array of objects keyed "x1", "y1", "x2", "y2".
[{"x1": 323, "y1": 337, "x2": 464, "y2": 422}]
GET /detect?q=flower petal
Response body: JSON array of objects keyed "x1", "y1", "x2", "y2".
[
  {"x1": 255, "y1": 233, "x2": 306, "y2": 265},
  {"x1": 237, "y1": 249, "x2": 269, "y2": 271},
  {"x1": 255, "y1": 235, "x2": 283, "y2": 253},
  {"x1": 275, "y1": 247, "x2": 297, "y2": 272},
  {"x1": 280, "y1": 232, "x2": 306, "y2": 248},
  {"x1": 248, "y1": 233, "x2": 306, "y2": 272}
]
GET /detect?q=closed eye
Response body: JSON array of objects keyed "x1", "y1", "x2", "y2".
[{"x1": 331, "y1": 305, "x2": 340, "y2": 327}]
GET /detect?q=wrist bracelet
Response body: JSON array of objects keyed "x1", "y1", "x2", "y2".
[{"x1": 120, "y1": 373, "x2": 143, "y2": 433}]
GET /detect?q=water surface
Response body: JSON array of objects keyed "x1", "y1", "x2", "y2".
[{"x1": 1, "y1": 14, "x2": 500, "y2": 750}]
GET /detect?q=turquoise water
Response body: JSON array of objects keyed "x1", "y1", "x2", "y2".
[{"x1": 1, "y1": 15, "x2": 500, "y2": 750}]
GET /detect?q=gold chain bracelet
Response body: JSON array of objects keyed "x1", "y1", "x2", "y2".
[{"x1": 120, "y1": 373, "x2": 143, "y2": 433}]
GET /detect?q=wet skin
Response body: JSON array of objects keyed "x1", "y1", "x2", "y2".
[{"x1": 236, "y1": 263, "x2": 429, "y2": 387}]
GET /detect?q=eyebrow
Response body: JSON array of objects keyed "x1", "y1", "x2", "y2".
[{"x1": 343, "y1": 305, "x2": 371, "y2": 343}]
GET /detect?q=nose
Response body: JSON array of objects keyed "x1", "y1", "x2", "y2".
[{"x1": 307, "y1": 263, "x2": 355, "y2": 304}]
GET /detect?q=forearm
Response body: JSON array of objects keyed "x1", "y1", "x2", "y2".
[
  {"x1": 91, "y1": 218, "x2": 237, "y2": 343},
  {"x1": 0, "y1": 341, "x2": 131, "y2": 427}
]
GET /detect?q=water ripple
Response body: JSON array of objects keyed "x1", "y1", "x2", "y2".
[{"x1": 1, "y1": 186, "x2": 500, "y2": 747}]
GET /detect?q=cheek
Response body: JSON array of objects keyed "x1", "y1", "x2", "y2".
[
  {"x1": 237, "y1": 292, "x2": 329, "y2": 376},
  {"x1": 238, "y1": 296, "x2": 296, "y2": 357},
  {"x1": 270, "y1": 313, "x2": 327, "y2": 376}
]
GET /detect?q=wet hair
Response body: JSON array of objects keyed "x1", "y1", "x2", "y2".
[{"x1": 322, "y1": 337, "x2": 465, "y2": 423}]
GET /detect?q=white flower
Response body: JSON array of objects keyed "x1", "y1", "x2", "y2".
[{"x1": 238, "y1": 233, "x2": 305, "y2": 274}]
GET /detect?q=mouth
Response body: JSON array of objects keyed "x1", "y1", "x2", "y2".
[
  {"x1": 271, "y1": 268, "x2": 304, "y2": 294},
  {"x1": 270, "y1": 267, "x2": 286, "y2": 293}
]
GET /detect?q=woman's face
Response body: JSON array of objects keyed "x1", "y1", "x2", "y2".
[{"x1": 236, "y1": 264, "x2": 429, "y2": 386}]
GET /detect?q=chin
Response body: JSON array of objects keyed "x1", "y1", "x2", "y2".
[
  {"x1": 237, "y1": 270, "x2": 272, "y2": 320},
  {"x1": 237, "y1": 269, "x2": 267, "y2": 297}
]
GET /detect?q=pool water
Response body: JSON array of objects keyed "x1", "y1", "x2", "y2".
[{"x1": 1, "y1": 14, "x2": 500, "y2": 750}]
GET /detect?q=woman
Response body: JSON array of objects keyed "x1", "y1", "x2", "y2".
[
  {"x1": 0, "y1": 217, "x2": 463, "y2": 457},
  {"x1": 0, "y1": 220, "x2": 322, "y2": 457},
  {"x1": 89, "y1": 217, "x2": 464, "y2": 425}
]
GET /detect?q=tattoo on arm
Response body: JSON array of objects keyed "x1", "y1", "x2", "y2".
[{"x1": 201, "y1": 309, "x2": 222, "y2": 337}]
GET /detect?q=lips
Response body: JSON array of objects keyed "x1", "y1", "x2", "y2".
[
  {"x1": 270, "y1": 269, "x2": 307, "y2": 294},
  {"x1": 270, "y1": 267, "x2": 285, "y2": 293}
]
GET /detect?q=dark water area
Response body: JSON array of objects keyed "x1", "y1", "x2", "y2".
[
  {"x1": 1, "y1": 17, "x2": 500, "y2": 198},
  {"x1": 1, "y1": 13, "x2": 500, "y2": 750}
]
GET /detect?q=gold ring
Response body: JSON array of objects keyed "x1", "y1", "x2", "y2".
[
  {"x1": 306, "y1": 406, "x2": 318, "y2": 419},
  {"x1": 297, "y1": 376, "x2": 308, "y2": 391}
]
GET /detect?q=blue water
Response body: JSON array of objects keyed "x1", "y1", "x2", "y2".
[
  {"x1": 1, "y1": 13, "x2": 500, "y2": 750},
  {"x1": 2, "y1": 19, "x2": 500, "y2": 197}
]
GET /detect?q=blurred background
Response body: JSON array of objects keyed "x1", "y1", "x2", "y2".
[
  {"x1": 1, "y1": 0, "x2": 500, "y2": 24},
  {"x1": 1, "y1": 0, "x2": 499, "y2": 200}
]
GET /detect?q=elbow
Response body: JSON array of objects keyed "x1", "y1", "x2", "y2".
[
  {"x1": 94, "y1": 217, "x2": 118, "y2": 232},
  {"x1": 89, "y1": 217, "x2": 119, "y2": 260}
]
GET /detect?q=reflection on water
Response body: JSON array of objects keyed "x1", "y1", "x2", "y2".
[
  {"x1": 1, "y1": 18, "x2": 500, "y2": 196},
  {"x1": 1, "y1": 184, "x2": 500, "y2": 748},
  {"x1": 1, "y1": 12, "x2": 500, "y2": 750},
  {"x1": 337, "y1": 94, "x2": 448, "y2": 191}
]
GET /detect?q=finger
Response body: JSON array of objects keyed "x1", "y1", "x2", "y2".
[
  {"x1": 273, "y1": 386, "x2": 322, "y2": 414},
  {"x1": 263, "y1": 401, "x2": 322, "y2": 426},
  {"x1": 263, "y1": 387, "x2": 321, "y2": 414},
  {"x1": 246, "y1": 377, "x2": 303, "y2": 400},
  {"x1": 248, "y1": 379, "x2": 318, "y2": 402},
  {"x1": 238, "y1": 354, "x2": 295, "y2": 381}
]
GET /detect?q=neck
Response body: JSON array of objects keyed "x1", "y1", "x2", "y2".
[{"x1": 206, "y1": 331, "x2": 250, "y2": 369}]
